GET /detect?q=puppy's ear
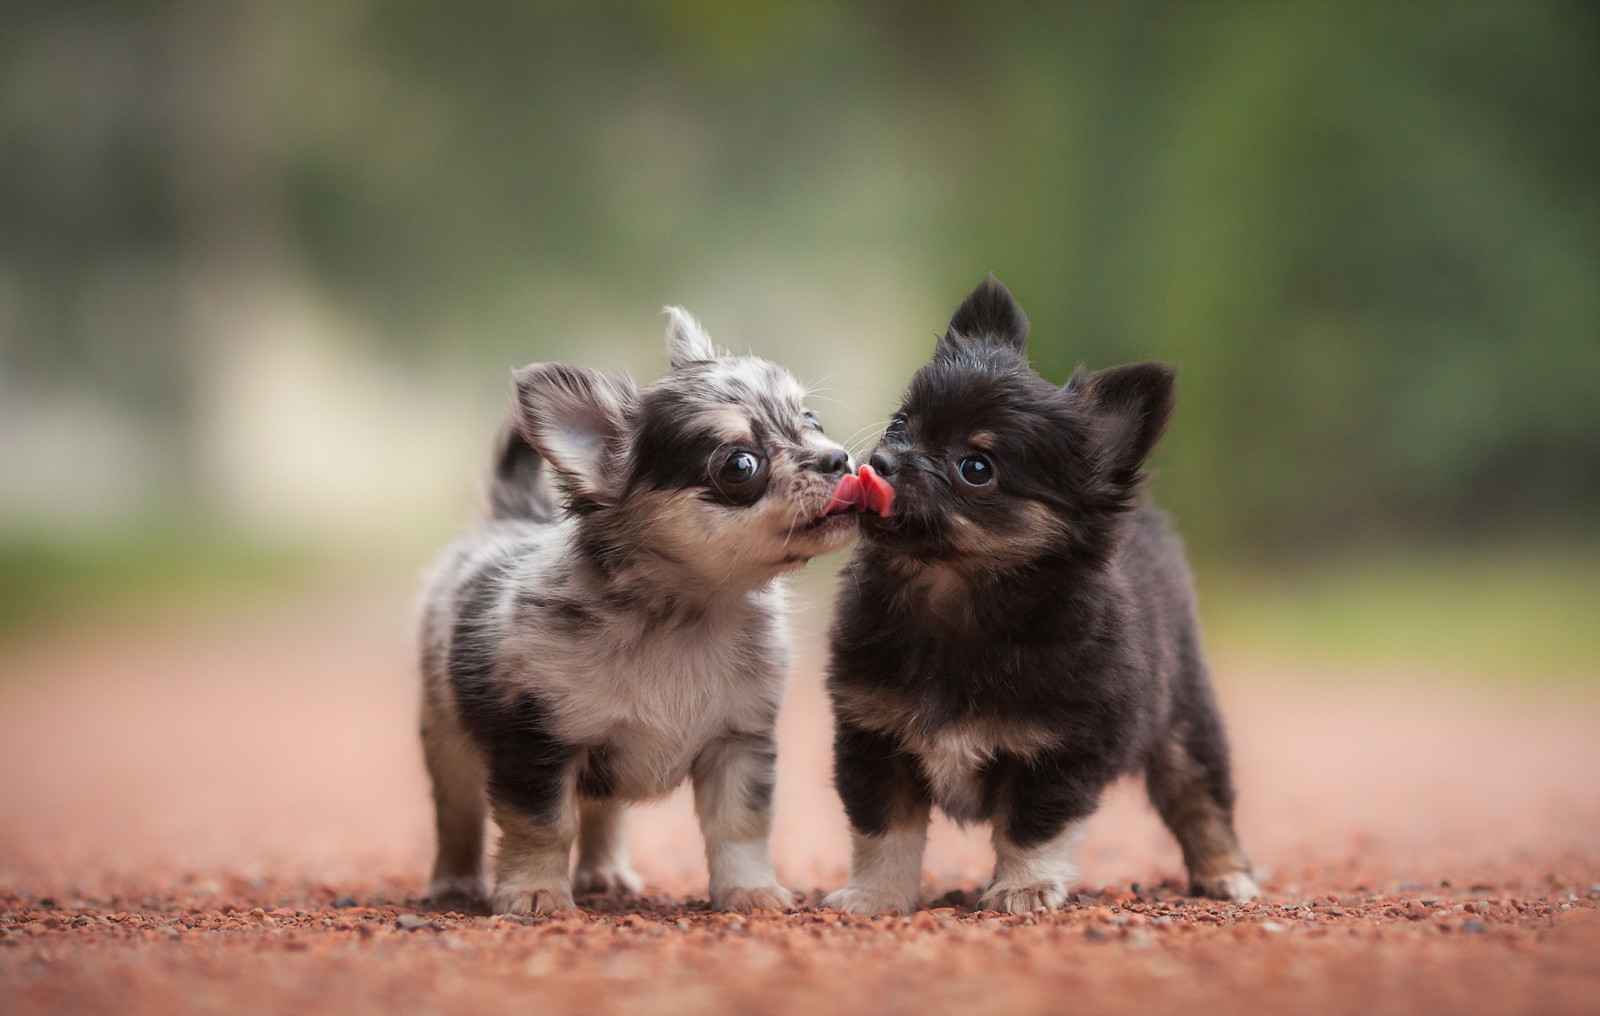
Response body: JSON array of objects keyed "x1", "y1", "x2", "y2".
[
  {"x1": 513, "y1": 363, "x2": 637, "y2": 501},
  {"x1": 937, "y1": 275, "x2": 1029, "y2": 358},
  {"x1": 1067, "y1": 362, "x2": 1176, "y2": 477},
  {"x1": 663, "y1": 305, "x2": 720, "y2": 367}
]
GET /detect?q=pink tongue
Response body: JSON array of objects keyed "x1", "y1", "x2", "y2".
[
  {"x1": 821, "y1": 474, "x2": 861, "y2": 516},
  {"x1": 820, "y1": 465, "x2": 896, "y2": 517},
  {"x1": 856, "y1": 463, "x2": 895, "y2": 516}
]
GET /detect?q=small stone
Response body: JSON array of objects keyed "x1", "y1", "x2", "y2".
[
  {"x1": 675, "y1": 919, "x2": 691, "y2": 931},
  {"x1": 333, "y1": 896, "x2": 358, "y2": 909},
  {"x1": 395, "y1": 913, "x2": 427, "y2": 931},
  {"x1": 1259, "y1": 921, "x2": 1287, "y2": 933},
  {"x1": 1461, "y1": 920, "x2": 1487, "y2": 934}
]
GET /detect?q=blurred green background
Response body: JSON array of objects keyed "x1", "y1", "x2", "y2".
[{"x1": 1, "y1": 0, "x2": 1595, "y2": 680}]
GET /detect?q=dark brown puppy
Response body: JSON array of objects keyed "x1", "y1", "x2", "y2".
[{"x1": 824, "y1": 277, "x2": 1258, "y2": 915}]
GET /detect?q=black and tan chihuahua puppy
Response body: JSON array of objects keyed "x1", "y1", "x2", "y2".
[{"x1": 824, "y1": 278, "x2": 1259, "y2": 915}]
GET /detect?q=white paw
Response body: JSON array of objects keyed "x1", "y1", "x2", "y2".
[
  {"x1": 490, "y1": 881, "x2": 576, "y2": 916},
  {"x1": 978, "y1": 880, "x2": 1067, "y2": 915},
  {"x1": 821, "y1": 886, "x2": 918, "y2": 915},
  {"x1": 573, "y1": 865, "x2": 644, "y2": 896},
  {"x1": 1195, "y1": 870, "x2": 1261, "y2": 902},
  {"x1": 426, "y1": 874, "x2": 489, "y2": 902},
  {"x1": 712, "y1": 885, "x2": 794, "y2": 913}
]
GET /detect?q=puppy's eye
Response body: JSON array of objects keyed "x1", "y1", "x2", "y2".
[
  {"x1": 957, "y1": 455, "x2": 994, "y2": 487},
  {"x1": 885, "y1": 413, "x2": 907, "y2": 436},
  {"x1": 718, "y1": 450, "x2": 764, "y2": 487},
  {"x1": 803, "y1": 411, "x2": 823, "y2": 432}
]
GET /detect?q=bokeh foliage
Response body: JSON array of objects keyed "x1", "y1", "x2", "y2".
[{"x1": 1, "y1": 0, "x2": 1595, "y2": 563}]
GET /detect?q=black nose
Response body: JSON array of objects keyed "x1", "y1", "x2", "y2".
[
  {"x1": 815, "y1": 448, "x2": 849, "y2": 475},
  {"x1": 868, "y1": 449, "x2": 900, "y2": 477}
]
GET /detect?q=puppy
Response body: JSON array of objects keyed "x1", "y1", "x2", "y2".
[
  {"x1": 824, "y1": 277, "x2": 1260, "y2": 915},
  {"x1": 419, "y1": 308, "x2": 859, "y2": 915}
]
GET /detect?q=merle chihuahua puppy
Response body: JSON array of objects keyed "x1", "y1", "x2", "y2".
[
  {"x1": 419, "y1": 308, "x2": 860, "y2": 915},
  {"x1": 824, "y1": 278, "x2": 1259, "y2": 915}
]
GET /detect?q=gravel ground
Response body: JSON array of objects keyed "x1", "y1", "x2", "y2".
[{"x1": 2, "y1": 594, "x2": 1597, "y2": 1015}]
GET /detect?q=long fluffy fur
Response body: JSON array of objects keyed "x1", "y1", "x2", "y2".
[
  {"x1": 824, "y1": 277, "x2": 1259, "y2": 915},
  {"x1": 419, "y1": 309, "x2": 856, "y2": 915}
]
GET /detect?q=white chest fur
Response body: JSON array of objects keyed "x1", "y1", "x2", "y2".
[{"x1": 501, "y1": 602, "x2": 789, "y2": 802}]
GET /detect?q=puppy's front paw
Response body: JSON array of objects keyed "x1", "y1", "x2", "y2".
[
  {"x1": 574, "y1": 864, "x2": 644, "y2": 896},
  {"x1": 821, "y1": 886, "x2": 918, "y2": 915},
  {"x1": 426, "y1": 873, "x2": 489, "y2": 903},
  {"x1": 713, "y1": 885, "x2": 794, "y2": 912},
  {"x1": 490, "y1": 881, "x2": 576, "y2": 916},
  {"x1": 979, "y1": 880, "x2": 1067, "y2": 915},
  {"x1": 1194, "y1": 870, "x2": 1261, "y2": 902}
]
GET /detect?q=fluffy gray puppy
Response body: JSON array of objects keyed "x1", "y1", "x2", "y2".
[{"x1": 419, "y1": 309, "x2": 859, "y2": 915}]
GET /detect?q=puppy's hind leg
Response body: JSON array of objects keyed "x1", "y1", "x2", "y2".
[
  {"x1": 421, "y1": 702, "x2": 490, "y2": 902},
  {"x1": 1145, "y1": 711, "x2": 1260, "y2": 902},
  {"x1": 573, "y1": 798, "x2": 643, "y2": 896}
]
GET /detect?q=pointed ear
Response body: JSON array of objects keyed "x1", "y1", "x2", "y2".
[
  {"x1": 663, "y1": 305, "x2": 720, "y2": 367},
  {"x1": 1067, "y1": 362, "x2": 1176, "y2": 476},
  {"x1": 937, "y1": 275, "x2": 1029, "y2": 358},
  {"x1": 512, "y1": 363, "x2": 637, "y2": 500}
]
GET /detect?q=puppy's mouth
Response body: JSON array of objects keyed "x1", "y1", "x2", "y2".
[{"x1": 818, "y1": 464, "x2": 895, "y2": 519}]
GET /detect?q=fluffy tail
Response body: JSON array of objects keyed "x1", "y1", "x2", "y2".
[{"x1": 488, "y1": 421, "x2": 560, "y2": 522}]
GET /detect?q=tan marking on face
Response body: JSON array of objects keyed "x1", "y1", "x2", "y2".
[
  {"x1": 946, "y1": 498, "x2": 1062, "y2": 564},
  {"x1": 698, "y1": 405, "x2": 754, "y2": 446},
  {"x1": 968, "y1": 431, "x2": 998, "y2": 451}
]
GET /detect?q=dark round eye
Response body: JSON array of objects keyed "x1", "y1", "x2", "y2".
[
  {"x1": 718, "y1": 450, "x2": 763, "y2": 487},
  {"x1": 885, "y1": 413, "x2": 907, "y2": 435},
  {"x1": 957, "y1": 455, "x2": 993, "y2": 487}
]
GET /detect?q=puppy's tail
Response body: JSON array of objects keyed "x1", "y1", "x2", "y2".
[{"x1": 488, "y1": 421, "x2": 560, "y2": 523}]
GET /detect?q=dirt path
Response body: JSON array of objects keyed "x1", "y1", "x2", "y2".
[{"x1": 2, "y1": 592, "x2": 1597, "y2": 1015}]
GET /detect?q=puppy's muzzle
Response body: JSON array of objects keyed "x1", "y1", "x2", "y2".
[{"x1": 821, "y1": 464, "x2": 895, "y2": 517}]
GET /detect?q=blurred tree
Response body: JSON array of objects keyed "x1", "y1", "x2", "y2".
[{"x1": 0, "y1": 0, "x2": 1594, "y2": 558}]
